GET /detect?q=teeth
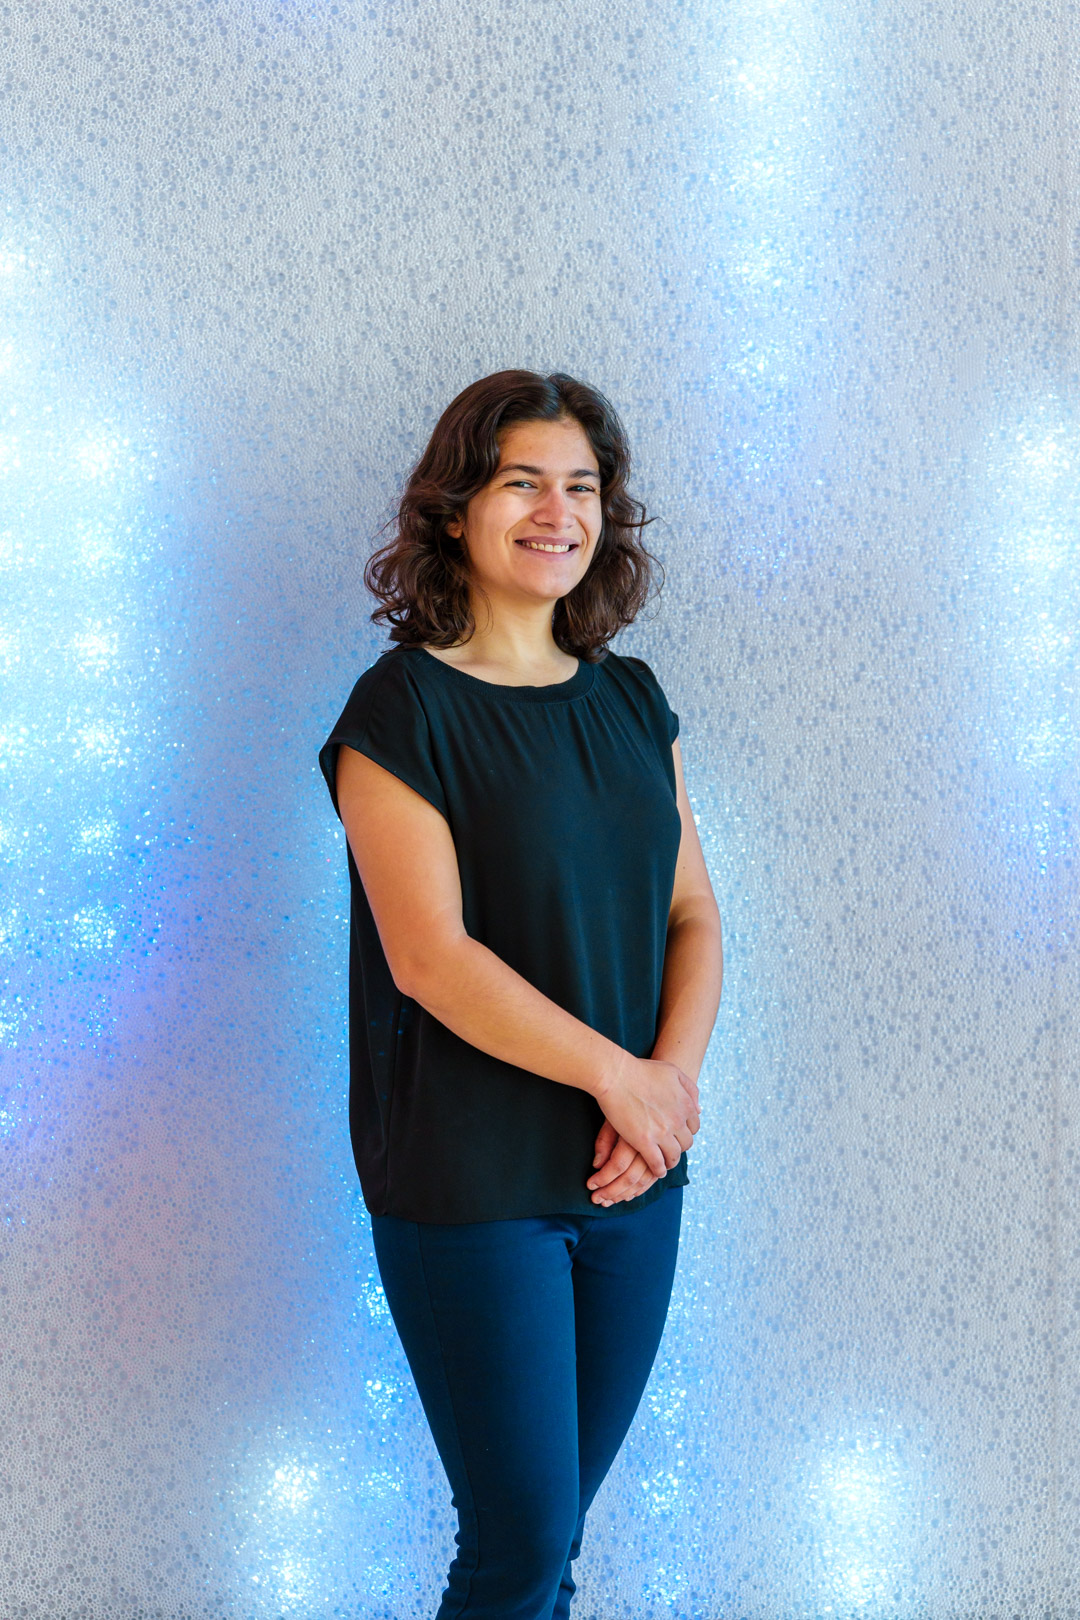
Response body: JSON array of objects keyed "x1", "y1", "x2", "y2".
[{"x1": 521, "y1": 541, "x2": 572, "y2": 553}]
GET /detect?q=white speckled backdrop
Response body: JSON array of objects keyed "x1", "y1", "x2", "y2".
[{"x1": 1, "y1": 0, "x2": 1077, "y2": 1615}]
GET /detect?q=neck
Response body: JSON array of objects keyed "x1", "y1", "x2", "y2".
[{"x1": 434, "y1": 592, "x2": 577, "y2": 681}]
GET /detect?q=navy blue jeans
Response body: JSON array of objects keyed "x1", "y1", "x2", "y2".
[{"x1": 371, "y1": 1184, "x2": 683, "y2": 1620}]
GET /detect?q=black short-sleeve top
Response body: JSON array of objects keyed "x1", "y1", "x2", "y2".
[{"x1": 318, "y1": 643, "x2": 687, "y2": 1224}]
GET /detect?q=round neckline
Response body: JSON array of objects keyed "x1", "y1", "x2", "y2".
[{"x1": 413, "y1": 645, "x2": 597, "y2": 703}]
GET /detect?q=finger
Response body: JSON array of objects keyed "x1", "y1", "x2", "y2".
[
  {"x1": 662, "y1": 1134, "x2": 686, "y2": 1170},
  {"x1": 593, "y1": 1164, "x2": 651, "y2": 1203},
  {"x1": 660, "y1": 1134, "x2": 693, "y2": 1172},
  {"x1": 600, "y1": 1182, "x2": 655, "y2": 1207},
  {"x1": 610, "y1": 1171, "x2": 657, "y2": 1204},
  {"x1": 594, "y1": 1160, "x2": 658, "y2": 1205},
  {"x1": 642, "y1": 1142, "x2": 668, "y2": 1178},
  {"x1": 587, "y1": 1137, "x2": 637, "y2": 1191},
  {"x1": 592, "y1": 1118, "x2": 618, "y2": 1169}
]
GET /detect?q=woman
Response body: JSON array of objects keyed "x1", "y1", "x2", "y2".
[{"x1": 318, "y1": 370, "x2": 723, "y2": 1618}]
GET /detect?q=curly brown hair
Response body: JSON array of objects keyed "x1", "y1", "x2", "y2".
[{"x1": 364, "y1": 369, "x2": 662, "y2": 661}]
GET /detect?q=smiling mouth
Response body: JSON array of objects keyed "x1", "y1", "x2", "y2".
[{"x1": 515, "y1": 539, "x2": 579, "y2": 554}]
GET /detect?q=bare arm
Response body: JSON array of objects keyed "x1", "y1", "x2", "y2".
[
  {"x1": 650, "y1": 742, "x2": 724, "y2": 1081},
  {"x1": 334, "y1": 744, "x2": 700, "y2": 1180},
  {"x1": 587, "y1": 737, "x2": 723, "y2": 1203}
]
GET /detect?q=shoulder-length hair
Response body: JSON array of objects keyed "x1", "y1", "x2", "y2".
[{"x1": 364, "y1": 369, "x2": 662, "y2": 661}]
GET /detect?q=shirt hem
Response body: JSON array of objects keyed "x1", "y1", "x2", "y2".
[{"x1": 362, "y1": 1169, "x2": 689, "y2": 1226}]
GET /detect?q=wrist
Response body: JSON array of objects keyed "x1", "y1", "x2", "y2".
[
  {"x1": 650, "y1": 1040, "x2": 697, "y2": 1083},
  {"x1": 589, "y1": 1042, "x2": 633, "y2": 1105}
]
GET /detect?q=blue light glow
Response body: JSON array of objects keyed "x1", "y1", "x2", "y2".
[
  {"x1": 709, "y1": 0, "x2": 845, "y2": 500},
  {"x1": 969, "y1": 397, "x2": 1079, "y2": 874},
  {"x1": 0, "y1": 230, "x2": 170, "y2": 1097},
  {"x1": 807, "y1": 1429, "x2": 910, "y2": 1613},
  {"x1": 228, "y1": 1429, "x2": 344, "y2": 1616},
  {"x1": 1, "y1": 0, "x2": 1071, "y2": 1610},
  {"x1": 225, "y1": 1417, "x2": 416, "y2": 1617}
]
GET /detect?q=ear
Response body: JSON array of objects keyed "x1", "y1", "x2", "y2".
[{"x1": 445, "y1": 513, "x2": 464, "y2": 540}]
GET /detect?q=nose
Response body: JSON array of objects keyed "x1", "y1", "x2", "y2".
[{"x1": 529, "y1": 485, "x2": 574, "y2": 530}]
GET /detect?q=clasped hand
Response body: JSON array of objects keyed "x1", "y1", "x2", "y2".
[{"x1": 586, "y1": 1056, "x2": 700, "y2": 1207}]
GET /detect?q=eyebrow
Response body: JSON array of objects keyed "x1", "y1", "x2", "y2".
[{"x1": 498, "y1": 462, "x2": 601, "y2": 480}]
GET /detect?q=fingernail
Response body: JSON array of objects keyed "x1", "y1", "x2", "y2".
[{"x1": 587, "y1": 1179, "x2": 597, "y2": 1189}]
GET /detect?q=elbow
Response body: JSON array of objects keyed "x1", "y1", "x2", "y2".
[
  {"x1": 670, "y1": 894, "x2": 722, "y2": 942},
  {"x1": 389, "y1": 953, "x2": 425, "y2": 1002},
  {"x1": 387, "y1": 933, "x2": 464, "y2": 1006},
  {"x1": 389, "y1": 962, "x2": 416, "y2": 1000}
]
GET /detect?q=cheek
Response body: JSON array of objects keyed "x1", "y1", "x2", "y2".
[{"x1": 482, "y1": 494, "x2": 526, "y2": 535}]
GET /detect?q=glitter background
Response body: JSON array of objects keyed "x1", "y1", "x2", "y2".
[{"x1": 1, "y1": 0, "x2": 1077, "y2": 1615}]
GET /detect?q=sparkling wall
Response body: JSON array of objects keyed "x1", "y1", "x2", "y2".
[{"x1": 1, "y1": 1, "x2": 1077, "y2": 1615}]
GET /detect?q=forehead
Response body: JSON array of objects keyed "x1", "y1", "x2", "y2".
[{"x1": 495, "y1": 415, "x2": 597, "y2": 468}]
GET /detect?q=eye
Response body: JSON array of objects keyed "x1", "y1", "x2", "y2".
[{"x1": 569, "y1": 484, "x2": 598, "y2": 494}]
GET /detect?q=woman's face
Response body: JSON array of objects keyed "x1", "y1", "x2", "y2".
[{"x1": 447, "y1": 415, "x2": 603, "y2": 609}]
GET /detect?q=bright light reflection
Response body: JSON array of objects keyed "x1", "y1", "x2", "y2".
[
  {"x1": 642, "y1": 1562, "x2": 689, "y2": 1607},
  {"x1": 358, "y1": 1468, "x2": 401, "y2": 1500},
  {"x1": 75, "y1": 520, "x2": 125, "y2": 570},
  {"x1": 363, "y1": 1376, "x2": 401, "y2": 1419},
  {"x1": 1017, "y1": 432, "x2": 1071, "y2": 477},
  {"x1": 79, "y1": 818, "x2": 121, "y2": 855},
  {"x1": 74, "y1": 724, "x2": 124, "y2": 760},
  {"x1": 640, "y1": 1465, "x2": 684, "y2": 1517},
  {"x1": 0, "y1": 725, "x2": 29, "y2": 762},
  {"x1": 1016, "y1": 715, "x2": 1074, "y2": 770},
  {"x1": 647, "y1": 1377, "x2": 689, "y2": 1432},
  {"x1": 244, "y1": 1453, "x2": 323, "y2": 1612},
  {"x1": 0, "y1": 248, "x2": 29, "y2": 280},
  {"x1": 71, "y1": 904, "x2": 117, "y2": 953},
  {"x1": 359, "y1": 1271, "x2": 392, "y2": 1324},
  {"x1": 71, "y1": 629, "x2": 119, "y2": 671},
  {"x1": 708, "y1": 0, "x2": 838, "y2": 507},
  {"x1": 75, "y1": 439, "x2": 118, "y2": 478},
  {"x1": 360, "y1": 1555, "x2": 395, "y2": 1597},
  {"x1": 808, "y1": 1430, "x2": 909, "y2": 1613},
  {"x1": 1017, "y1": 524, "x2": 1072, "y2": 571},
  {"x1": 975, "y1": 400, "x2": 1080, "y2": 869},
  {"x1": 0, "y1": 230, "x2": 164, "y2": 1053},
  {"x1": 269, "y1": 1461, "x2": 320, "y2": 1512},
  {"x1": 227, "y1": 1425, "x2": 403, "y2": 1618}
]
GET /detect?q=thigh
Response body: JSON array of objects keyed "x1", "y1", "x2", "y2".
[
  {"x1": 371, "y1": 1212, "x2": 582, "y2": 1536},
  {"x1": 571, "y1": 1185, "x2": 683, "y2": 1509}
]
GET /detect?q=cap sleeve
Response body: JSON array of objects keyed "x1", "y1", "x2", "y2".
[
  {"x1": 318, "y1": 654, "x2": 450, "y2": 822},
  {"x1": 621, "y1": 655, "x2": 680, "y2": 746}
]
